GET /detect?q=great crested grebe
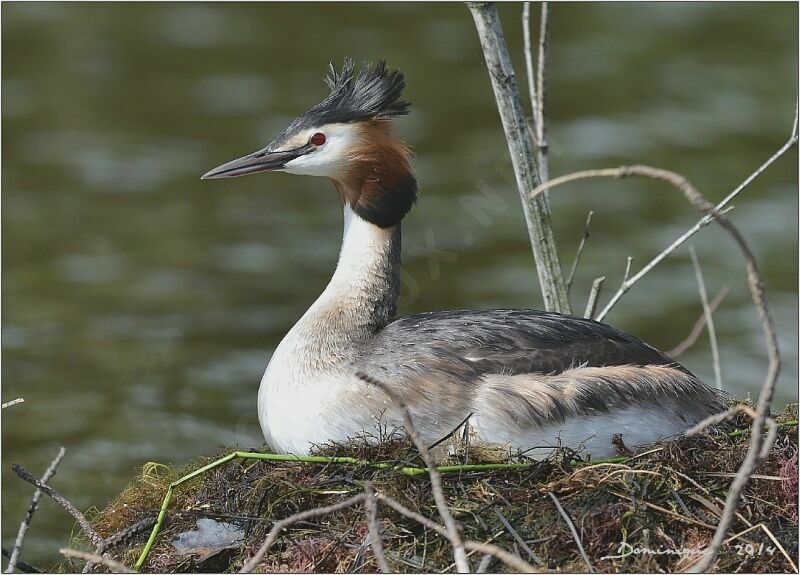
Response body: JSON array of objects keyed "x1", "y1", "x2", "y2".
[{"x1": 203, "y1": 60, "x2": 724, "y2": 457}]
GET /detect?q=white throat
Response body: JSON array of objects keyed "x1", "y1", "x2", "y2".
[
  {"x1": 259, "y1": 204, "x2": 401, "y2": 453},
  {"x1": 270, "y1": 205, "x2": 401, "y2": 365}
]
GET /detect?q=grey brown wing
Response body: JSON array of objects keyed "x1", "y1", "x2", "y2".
[{"x1": 362, "y1": 309, "x2": 684, "y2": 378}]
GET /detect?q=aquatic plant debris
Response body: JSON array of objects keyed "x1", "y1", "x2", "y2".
[{"x1": 76, "y1": 403, "x2": 798, "y2": 573}]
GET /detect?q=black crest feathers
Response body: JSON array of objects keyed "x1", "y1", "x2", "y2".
[
  {"x1": 320, "y1": 59, "x2": 410, "y2": 122},
  {"x1": 277, "y1": 60, "x2": 409, "y2": 138}
]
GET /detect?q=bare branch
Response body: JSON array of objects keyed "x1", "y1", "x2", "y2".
[
  {"x1": 492, "y1": 507, "x2": 542, "y2": 565},
  {"x1": 376, "y1": 493, "x2": 539, "y2": 573},
  {"x1": 363, "y1": 482, "x2": 392, "y2": 574},
  {"x1": 468, "y1": 1, "x2": 570, "y2": 314},
  {"x1": 476, "y1": 554, "x2": 494, "y2": 574},
  {"x1": 523, "y1": 149, "x2": 791, "y2": 571},
  {"x1": 583, "y1": 276, "x2": 606, "y2": 319},
  {"x1": 566, "y1": 211, "x2": 594, "y2": 293},
  {"x1": 463, "y1": 540, "x2": 539, "y2": 574},
  {"x1": 547, "y1": 492, "x2": 593, "y2": 572},
  {"x1": 1, "y1": 549, "x2": 41, "y2": 574},
  {"x1": 58, "y1": 549, "x2": 133, "y2": 574},
  {"x1": 534, "y1": 2, "x2": 550, "y2": 181},
  {"x1": 358, "y1": 372, "x2": 470, "y2": 573},
  {"x1": 689, "y1": 247, "x2": 723, "y2": 390},
  {"x1": 522, "y1": 1, "x2": 551, "y2": 184},
  {"x1": 2, "y1": 398, "x2": 25, "y2": 410},
  {"x1": 6, "y1": 448, "x2": 66, "y2": 574},
  {"x1": 11, "y1": 462, "x2": 103, "y2": 548},
  {"x1": 522, "y1": 3, "x2": 539, "y2": 136},
  {"x1": 526, "y1": 115, "x2": 797, "y2": 322},
  {"x1": 239, "y1": 494, "x2": 367, "y2": 573},
  {"x1": 667, "y1": 286, "x2": 730, "y2": 357}
]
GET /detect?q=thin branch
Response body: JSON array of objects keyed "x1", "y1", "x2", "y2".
[
  {"x1": 358, "y1": 372, "x2": 470, "y2": 573},
  {"x1": 621, "y1": 256, "x2": 633, "y2": 286},
  {"x1": 377, "y1": 493, "x2": 447, "y2": 536},
  {"x1": 1, "y1": 549, "x2": 40, "y2": 574},
  {"x1": 667, "y1": 286, "x2": 730, "y2": 357},
  {"x1": 522, "y1": 1, "x2": 550, "y2": 184},
  {"x1": 526, "y1": 117, "x2": 797, "y2": 321},
  {"x1": 584, "y1": 276, "x2": 605, "y2": 319},
  {"x1": 534, "y1": 2, "x2": 550, "y2": 182},
  {"x1": 11, "y1": 463, "x2": 103, "y2": 548},
  {"x1": 689, "y1": 247, "x2": 723, "y2": 390},
  {"x1": 522, "y1": 2, "x2": 539, "y2": 136},
  {"x1": 463, "y1": 540, "x2": 539, "y2": 574},
  {"x1": 375, "y1": 494, "x2": 539, "y2": 573},
  {"x1": 363, "y1": 483, "x2": 392, "y2": 574},
  {"x1": 2, "y1": 398, "x2": 25, "y2": 410},
  {"x1": 58, "y1": 549, "x2": 133, "y2": 574},
  {"x1": 547, "y1": 492, "x2": 593, "y2": 572},
  {"x1": 492, "y1": 507, "x2": 542, "y2": 565},
  {"x1": 6, "y1": 448, "x2": 66, "y2": 574},
  {"x1": 468, "y1": 1, "x2": 570, "y2": 314},
  {"x1": 686, "y1": 403, "x2": 759, "y2": 436},
  {"x1": 239, "y1": 494, "x2": 367, "y2": 573},
  {"x1": 566, "y1": 211, "x2": 594, "y2": 293},
  {"x1": 476, "y1": 554, "x2": 494, "y2": 574},
  {"x1": 524, "y1": 146, "x2": 792, "y2": 571}
]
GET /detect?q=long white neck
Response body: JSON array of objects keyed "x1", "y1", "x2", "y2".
[{"x1": 280, "y1": 205, "x2": 401, "y2": 365}]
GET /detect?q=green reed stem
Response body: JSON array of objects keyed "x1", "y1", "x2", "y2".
[{"x1": 132, "y1": 450, "x2": 649, "y2": 569}]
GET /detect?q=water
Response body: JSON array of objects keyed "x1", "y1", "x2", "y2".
[{"x1": 3, "y1": 3, "x2": 797, "y2": 568}]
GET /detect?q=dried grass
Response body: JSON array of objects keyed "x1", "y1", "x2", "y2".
[{"x1": 76, "y1": 403, "x2": 797, "y2": 573}]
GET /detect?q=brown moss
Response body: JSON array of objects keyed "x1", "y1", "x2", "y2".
[{"x1": 77, "y1": 403, "x2": 798, "y2": 573}]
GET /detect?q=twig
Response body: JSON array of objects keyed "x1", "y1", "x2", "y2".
[
  {"x1": 522, "y1": 1, "x2": 550, "y2": 184},
  {"x1": 686, "y1": 403, "x2": 759, "y2": 436},
  {"x1": 358, "y1": 372, "x2": 470, "y2": 573},
  {"x1": 522, "y1": 2, "x2": 539, "y2": 136},
  {"x1": 583, "y1": 276, "x2": 605, "y2": 319},
  {"x1": 1, "y1": 549, "x2": 40, "y2": 574},
  {"x1": 758, "y1": 523, "x2": 798, "y2": 572},
  {"x1": 363, "y1": 482, "x2": 392, "y2": 574},
  {"x1": 534, "y1": 2, "x2": 550, "y2": 182},
  {"x1": 6, "y1": 448, "x2": 66, "y2": 574},
  {"x1": 2, "y1": 398, "x2": 25, "y2": 410},
  {"x1": 376, "y1": 493, "x2": 538, "y2": 573},
  {"x1": 547, "y1": 492, "x2": 593, "y2": 572},
  {"x1": 476, "y1": 554, "x2": 494, "y2": 574},
  {"x1": 427, "y1": 412, "x2": 474, "y2": 453},
  {"x1": 468, "y1": 1, "x2": 570, "y2": 314},
  {"x1": 567, "y1": 211, "x2": 594, "y2": 293},
  {"x1": 689, "y1": 247, "x2": 723, "y2": 389},
  {"x1": 526, "y1": 151, "x2": 792, "y2": 570},
  {"x1": 462, "y1": 540, "x2": 538, "y2": 574},
  {"x1": 239, "y1": 494, "x2": 367, "y2": 573},
  {"x1": 492, "y1": 507, "x2": 542, "y2": 565},
  {"x1": 58, "y1": 549, "x2": 133, "y2": 574},
  {"x1": 526, "y1": 123, "x2": 796, "y2": 321},
  {"x1": 620, "y1": 256, "x2": 633, "y2": 288},
  {"x1": 11, "y1": 463, "x2": 103, "y2": 548},
  {"x1": 667, "y1": 286, "x2": 730, "y2": 357}
]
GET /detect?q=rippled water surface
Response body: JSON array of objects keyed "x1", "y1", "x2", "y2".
[{"x1": 3, "y1": 3, "x2": 798, "y2": 567}]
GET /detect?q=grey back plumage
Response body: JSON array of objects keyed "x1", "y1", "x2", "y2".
[
  {"x1": 351, "y1": 309, "x2": 726, "y2": 433},
  {"x1": 358, "y1": 309, "x2": 684, "y2": 377}
]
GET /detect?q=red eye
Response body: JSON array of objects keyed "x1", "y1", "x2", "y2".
[{"x1": 310, "y1": 132, "x2": 326, "y2": 146}]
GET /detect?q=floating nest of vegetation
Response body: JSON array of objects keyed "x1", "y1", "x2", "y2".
[{"x1": 75, "y1": 404, "x2": 797, "y2": 573}]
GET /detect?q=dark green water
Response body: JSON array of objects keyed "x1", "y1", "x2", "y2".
[{"x1": 3, "y1": 2, "x2": 797, "y2": 567}]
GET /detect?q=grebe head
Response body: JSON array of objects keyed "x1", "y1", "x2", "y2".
[{"x1": 202, "y1": 59, "x2": 417, "y2": 228}]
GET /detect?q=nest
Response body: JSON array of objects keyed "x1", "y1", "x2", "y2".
[{"x1": 75, "y1": 405, "x2": 798, "y2": 573}]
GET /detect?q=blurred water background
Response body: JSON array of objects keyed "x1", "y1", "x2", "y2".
[{"x1": 3, "y1": 2, "x2": 797, "y2": 567}]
